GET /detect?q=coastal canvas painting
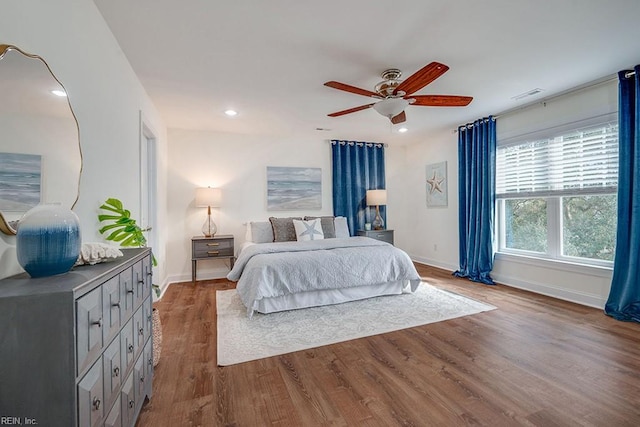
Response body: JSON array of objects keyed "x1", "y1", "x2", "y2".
[
  {"x1": 0, "y1": 152, "x2": 42, "y2": 212},
  {"x1": 267, "y1": 166, "x2": 321, "y2": 210}
]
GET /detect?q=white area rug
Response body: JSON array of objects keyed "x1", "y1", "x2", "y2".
[{"x1": 216, "y1": 283, "x2": 496, "y2": 366}]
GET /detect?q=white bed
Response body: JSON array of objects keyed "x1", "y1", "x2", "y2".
[{"x1": 227, "y1": 217, "x2": 421, "y2": 317}]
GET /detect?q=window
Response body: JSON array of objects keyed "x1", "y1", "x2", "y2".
[{"x1": 496, "y1": 120, "x2": 618, "y2": 265}]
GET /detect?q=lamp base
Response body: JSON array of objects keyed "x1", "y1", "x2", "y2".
[
  {"x1": 202, "y1": 214, "x2": 217, "y2": 237},
  {"x1": 372, "y1": 205, "x2": 384, "y2": 230}
]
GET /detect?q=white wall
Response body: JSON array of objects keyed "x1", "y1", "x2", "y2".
[
  {"x1": 403, "y1": 79, "x2": 618, "y2": 309},
  {"x1": 165, "y1": 129, "x2": 407, "y2": 283},
  {"x1": 0, "y1": 0, "x2": 169, "y2": 286}
]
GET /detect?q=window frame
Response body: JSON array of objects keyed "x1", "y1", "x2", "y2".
[{"x1": 495, "y1": 114, "x2": 618, "y2": 269}]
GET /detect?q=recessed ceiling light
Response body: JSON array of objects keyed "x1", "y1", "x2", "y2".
[
  {"x1": 51, "y1": 89, "x2": 66, "y2": 97},
  {"x1": 398, "y1": 127, "x2": 408, "y2": 133},
  {"x1": 224, "y1": 109, "x2": 238, "y2": 117}
]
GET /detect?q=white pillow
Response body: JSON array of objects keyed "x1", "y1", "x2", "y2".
[
  {"x1": 334, "y1": 216, "x2": 350, "y2": 238},
  {"x1": 246, "y1": 221, "x2": 274, "y2": 243},
  {"x1": 293, "y1": 219, "x2": 324, "y2": 241}
]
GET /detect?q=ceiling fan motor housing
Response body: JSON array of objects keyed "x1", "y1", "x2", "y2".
[{"x1": 375, "y1": 68, "x2": 405, "y2": 97}]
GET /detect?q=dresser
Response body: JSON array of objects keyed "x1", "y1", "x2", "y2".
[
  {"x1": 0, "y1": 248, "x2": 153, "y2": 427},
  {"x1": 191, "y1": 235, "x2": 235, "y2": 282},
  {"x1": 357, "y1": 229, "x2": 394, "y2": 245}
]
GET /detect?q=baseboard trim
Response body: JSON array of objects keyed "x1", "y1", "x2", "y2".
[
  {"x1": 491, "y1": 272, "x2": 606, "y2": 309},
  {"x1": 410, "y1": 255, "x2": 458, "y2": 272},
  {"x1": 411, "y1": 257, "x2": 606, "y2": 309}
]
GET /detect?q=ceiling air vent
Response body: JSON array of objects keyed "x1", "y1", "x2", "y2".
[{"x1": 512, "y1": 88, "x2": 544, "y2": 101}]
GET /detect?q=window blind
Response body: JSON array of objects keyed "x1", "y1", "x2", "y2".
[{"x1": 496, "y1": 122, "x2": 618, "y2": 198}]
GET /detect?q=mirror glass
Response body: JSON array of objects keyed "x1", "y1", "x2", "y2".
[{"x1": 0, "y1": 45, "x2": 81, "y2": 235}]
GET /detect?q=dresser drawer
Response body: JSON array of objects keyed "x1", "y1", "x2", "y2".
[
  {"x1": 102, "y1": 275, "x2": 121, "y2": 345},
  {"x1": 119, "y1": 267, "x2": 135, "y2": 320},
  {"x1": 77, "y1": 287, "x2": 103, "y2": 376},
  {"x1": 77, "y1": 358, "x2": 104, "y2": 427},
  {"x1": 103, "y1": 337, "x2": 122, "y2": 413},
  {"x1": 120, "y1": 317, "x2": 135, "y2": 377}
]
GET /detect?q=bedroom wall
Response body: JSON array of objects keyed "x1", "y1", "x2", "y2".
[
  {"x1": 0, "y1": 0, "x2": 169, "y2": 286},
  {"x1": 404, "y1": 78, "x2": 618, "y2": 309},
  {"x1": 165, "y1": 129, "x2": 407, "y2": 283}
]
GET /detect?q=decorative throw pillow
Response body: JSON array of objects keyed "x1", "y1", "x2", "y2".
[
  {"x1": 304, "y1": 216, "x2": 336, "y2": 238},
  {"x1": 247, "y1": 221, "x2": 274, "y2": 243},
  {"x1": 269, "y1": 217, "x2": 302, "y2": 242},
  {"x1": 293, "y1": 219, "x2": 325, "y2": 241},
  {"x1": 334, "y1": 216, "x2": 350, "y2": 238}
]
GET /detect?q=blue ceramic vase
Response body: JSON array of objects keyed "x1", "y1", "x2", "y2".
[{"x1": 16, "y1": 203, "x2": 81, "y2": 278}]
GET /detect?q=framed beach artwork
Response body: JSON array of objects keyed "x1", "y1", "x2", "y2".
[
  {"x1": 267, "y1": 166, "x2": 322, "y2": 210},
  {"x1": 0, "y1": 152, "x2": 42, "y2": 212},
  {"x1": 426, "y1": 161, "x2": 447, "y2": 207}
]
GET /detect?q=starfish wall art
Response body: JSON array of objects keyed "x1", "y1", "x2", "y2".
[{"x1": 426, "y1": 161, "x2": 448, "y2": 207}]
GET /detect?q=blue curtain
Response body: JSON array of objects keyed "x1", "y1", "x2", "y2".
[
  {"x1": 331, "y1": 140, "x2": 386, "y2": 235},
  {"x1": 453, "y1": 117, "x2": 496, "y2": 285},
  {"x1": 605, "y1": 65, "x2": 640, "y2": 322}
]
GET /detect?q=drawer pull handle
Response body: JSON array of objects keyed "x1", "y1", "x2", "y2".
[
  {"x1": 148, "y1": 358, "x2": 153, "y2": 366},
  {"x1": 128, "y1": 344, "x2": 134, "y2": 353},
  {"x1": 138, "y1": 279, "x2": 144, "y2": 284},
  {"x1": 92, "y1": 397, "x2": 101, "y2": 410},
  {"x1": 91, "y1": 319, "x2": 102, "y2": 328},
  {"x1": 140, "y1": 376, "x2": 144, "y2": 383},
  {"x1": 207, "y1": 243, "x2": 220, "y2": 246},
  {"x1": 128, "y1": 400, "x2": 135, "y2": 409},
  {"x1": 147, "y1": 271, "x2": 153, "y2": 277},
  {"x1": 208, "y1": 251, "x2": 219, "y2": 255},
  {"x1": 113, "y1": 367, "x2": 120, "y2": 377},
  {"x1": 112, "y1": 302, "x2": 120, "y2": 308},
  {"x1": 139, "y1": 327, "x2": 144, "y2": 335},
  {"x1": 127, "y1": 289, "x2": 134, "y2": 294}
]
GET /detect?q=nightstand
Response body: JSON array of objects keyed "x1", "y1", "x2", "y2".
[
  {"x1": 357, "y1": 229, "x2": 394, "y2": 245},
  {"x1": 191, "y1": 234, "x2": 235, "y2": 282}
]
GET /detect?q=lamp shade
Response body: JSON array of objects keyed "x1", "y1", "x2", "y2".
[
  {"x1": 366, "y1": 189, "x2": 387, "y2": 206},
  {"x1": 195, "y1": 187, "x2": 221, "y2": 207}
]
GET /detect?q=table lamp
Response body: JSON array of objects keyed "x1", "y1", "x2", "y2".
[{"x1": 195, "y1": 187, "x2": 221, "y2": 237}]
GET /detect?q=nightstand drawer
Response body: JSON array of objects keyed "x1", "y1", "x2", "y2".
[
  {"x1": 194, "y1": 247, "x2": 234, "y2": 258},
  {"x1": 357, "y1": 229, "x2": 394, "y2": 245},
  {"x1": 193, "y1": 238, "x2": 233, "y2": 252},
  {"x1": 191, "y1": 235, "x2": 236, "y2": 282}
]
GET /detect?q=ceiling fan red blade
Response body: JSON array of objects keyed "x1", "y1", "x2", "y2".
[
  {"x1": 394, "y1": 62, "x2": 449, "y2": 96},
  {"x1": 324, "y1": 81, "x2": 380, "y2": 98},
  {"x1": 410, "y1": 95, "x2": 473, "y2": 107},
  {"x1": 328, "y1": 103, "x2": 375, "y2": 117},
  {"x1": 391, "y1": 111, "x2": 406, "y2": 124}
]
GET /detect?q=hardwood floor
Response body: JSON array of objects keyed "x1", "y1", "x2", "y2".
[{"x1": 136, "y1": 264, "x2": 640, "y2": 426}]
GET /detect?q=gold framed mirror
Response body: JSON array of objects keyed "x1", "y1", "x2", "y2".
[{"x1": 0, "y1": 45, "x2": 82, "y2": 235}]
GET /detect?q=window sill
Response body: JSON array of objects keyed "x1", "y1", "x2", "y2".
[{"x1": 494, "y1": 251, "x2": 613, "y2": 279}]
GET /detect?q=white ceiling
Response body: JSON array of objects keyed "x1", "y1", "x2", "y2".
[{"x1": 94, "y1": 0, "x2": 640, "y2": 145}]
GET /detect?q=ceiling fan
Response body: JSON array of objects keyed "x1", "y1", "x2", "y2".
[{"x1": 324, "y1": 62, "x2": 473, "y2": 124}]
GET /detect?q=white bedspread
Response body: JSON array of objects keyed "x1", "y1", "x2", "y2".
[{"x1": 227, "y1": 237, "x2": 421, "y2": 316}]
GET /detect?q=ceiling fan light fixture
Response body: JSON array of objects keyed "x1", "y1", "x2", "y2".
[{"x1": 372, "y1": 98, "x2": 409, "y2": 118}]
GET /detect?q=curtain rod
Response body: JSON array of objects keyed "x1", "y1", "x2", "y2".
[
  {"x1": 495, "y1": 69, "x2": 636, "y2": 121},
  {"x1": 453, "y1": 68, "x2": 637, "y2": 133},
  {"x1": 326, "y1": 139, "x2": 388, "y2": 147}
]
